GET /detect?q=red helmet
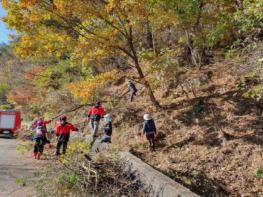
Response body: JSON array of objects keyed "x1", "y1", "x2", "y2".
[
  {"x1": 95, "y1": 101, "x2": 101, "y2": 107},
  {"x1": 60, "y1": 116, "x2": 67, "y2": 121}
]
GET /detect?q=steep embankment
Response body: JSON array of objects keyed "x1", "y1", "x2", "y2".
[{"x1": 109, "y1": 42, "x2": 263, "y2": 196}]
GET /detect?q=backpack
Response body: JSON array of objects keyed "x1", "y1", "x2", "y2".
[
  {"x1": 92, "y1": 114, "x2": 101, "y2": 121},
  {"x1": 129, "y1": 83, "x2": 137, "y2": 93},
  {"x1": 144, "y1": 120, "x2": 156, "y2": 134}
]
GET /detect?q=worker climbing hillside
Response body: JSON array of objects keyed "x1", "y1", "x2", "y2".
[
  {"x1": 31, "y1": 118, "x2": 39, "y2": 131},
  {"x1": 142, "y1": 114, "x2": 157, "y2": 151},
  {"x1": 128, "y1": 80, "x2": 138, "y2": 102},
  {"x1": 32, "y1": 126, "x2": 46, "y2": 160},
  {"x1": 31, "y1": 117, "x2": 51, "y2": 130},
  {"x1": 87, "y1": 101, "x2": 106, "y2": 140},
  {"x1": 101, "y1": 114, "x2": 113, "y2": 143},
  {"x1": 55, "y1": 116, "x2": 78, "y2": 155},
  {"x1": 32, "y1": 117, "x2": 52, "y2": 149}
]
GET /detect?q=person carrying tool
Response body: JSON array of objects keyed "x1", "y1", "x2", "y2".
[
  {"x1": 128, "y1": 80, "x2": 138, "y2": 102},
  {"x1": 55, "y1": 119, "x2": 61, "y2": 131},
  {"x1": 142, "y1": 114, "x2": 157, "y2": 151},
  {"x1": 36, "y1": 117, "x2": 52, "y2": 148},
  {"x1": 55, "y1": 116, "x2": 78, "y2": 155},
  {"x1": 101, "y1": 114, "x2": 112, "y2": 143},
  {"x1": 87, "y1": 101, "x2": 105, "y2": 140},
  {"x1": 33, "y1": 126, "x2": 45, "y2": 160},
  {"x1": 31, "y1": 118, "x2": 39, "y2": 130}
]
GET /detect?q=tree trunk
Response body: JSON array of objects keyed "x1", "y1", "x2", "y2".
[
  {"x1": 133, "y1": 55, "x2": 161, "y2": 109},
  {"x1": 236, "y1": 0, "x2": 243, "y2": 9},
  {"x1": 146, "y1": 20, "x2": 154, "y2": 50},
  {"x1": 126, "y1": 27, "x2": 161, "y2": 109},
  {"x1": 146, "y1": 20, "x2": 157, "y2": 56},
  {"x1": 185, "y1": 30, "x2": 199, "y2": 67}
]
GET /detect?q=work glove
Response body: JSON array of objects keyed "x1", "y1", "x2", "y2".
[{"x1": 50, "y1": 130, "x2": 55, "y2": 134}]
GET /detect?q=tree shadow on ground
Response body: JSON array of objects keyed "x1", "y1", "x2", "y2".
[
  {"x1": 154, "y1": 132, "x2": 166, "y2": 149},
  {"x1": 163, "y1": 136, "x2": 196, "y2": 152},
  {"x1": 114, "y1": 107, "x2": 143, "y2": 128},
  {"x1": 164, "y1": 169, "x2": 232, "y2": 197},
  {"x1": 164, "y1": 89, "x2": 263, "y2": 147},
  {"x1": 130, "y1": 147, "x2": 232, "y2": 196}
]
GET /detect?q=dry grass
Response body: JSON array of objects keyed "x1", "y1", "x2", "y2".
[
  {"x1": 36, "y1": 139, "x2": 148, "y2": 197},
  {"x1": 108, "y1": 42, "x2": 263, "y2": 196}
]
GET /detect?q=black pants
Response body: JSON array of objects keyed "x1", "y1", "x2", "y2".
[
  {"x1": 56, "y1": 140, "x2": 68, "y2": 155},
  {"x1": 43, "y1": 134, "x2": 50, "y2": 144},
  {"x1": 130, "y1": 91, "x2": 136, "y2": 102},
  {"x1": 56, "y1": 134, "x2": 70, "y2": 155},
  {"x1": 34, "y1": 139, "x2": 44, "y2": 154},
  {"x1": 146, "y1": 133, "x2": 155, "y2": 151}
]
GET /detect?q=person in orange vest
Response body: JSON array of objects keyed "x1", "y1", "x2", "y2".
[
  {"x1": 55, "y1": 116, "x2": 78, "y2": 155},
  {"x1": 87, "y1": 101, "x2": 106, "y2": 140}
]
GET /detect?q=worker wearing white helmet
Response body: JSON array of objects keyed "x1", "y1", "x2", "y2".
[
  {"x1": 101, "y1": 114, "x2": 113, "y2": 143},
  {"x1": 142, "y1": 113, "x2": 157, "y2": 151}
]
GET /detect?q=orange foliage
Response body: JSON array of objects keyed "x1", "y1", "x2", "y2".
[
  {"x1": 7, "y1": 85, "x2": 35, "y2": 105},
  {"x1": 20, "y1": 0, "x2": 38, "y2": 8},
  {"x1": 24, "y1": 65, "x2": 44, "y2": 80},
  {"x1": 68, "y1": 70, "x2": 117, "y2": 103}
]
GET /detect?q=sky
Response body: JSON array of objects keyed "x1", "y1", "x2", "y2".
[{"x1": 0, "y1": 4, "x2": 13, "y2": 44}]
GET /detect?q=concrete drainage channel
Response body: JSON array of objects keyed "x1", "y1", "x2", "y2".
[
  {"x1": 120, "y1": 151, "x2": 200, "y2": 197},
  {"x1": 89, "y1": 138, "x2": 200, "y2": 197}
]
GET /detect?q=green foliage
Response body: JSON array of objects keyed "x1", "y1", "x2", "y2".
[
  {"x1": 145, "y1": 48, "x2": 178, "y2": 88},
  {"x1": 16, "y1": 178, "x2": 26, "y2": 187},
  {"x1": 234, "y1": 0, "x2": 263, "y2": 32},
  {"x1": 34, "y1": 60, "x2": 83, "y2": 90},
  {"x1": 243, "y1": 85, "x2": 263, "y2": 102},
  {"x1": 239, "y1": 74, "x2": 263, "y2": 102},
  {"x1": 255, "y1": 168, "x2": 263, "y2": 178},
  {"x1": 0, "y1": 104, "x2": 13, "y2": 110},
  {"x1": 161, "y1": 0, "x2": 201, "y2": 25},
  {"x1": 139, "y1": 49, "x2": 155, "y2": 61},
  {"x1": 61, "y1": 139, "x2": 90, "y2": 163},
  {"x1": 0, "y1": 83, "x2": 10, "y2": 97},
  {"x1": 207, "y1": 13, "x2": 235, "y2": 48},
  {"x1": 16, "y1": 142, "x2": 33, "y2": 155},
  {"x1": 36, "y1": 139, "x2": 147, "y2": 197},
  {"x1": 57, "y1": 173, "x2": 79, "y2": 189},
  {"x1": 36, "y1": 140, "x2": 90, "y2": 197},
  {"x1": 1, "y1": 0, "x2": 262, "y2": 113}
]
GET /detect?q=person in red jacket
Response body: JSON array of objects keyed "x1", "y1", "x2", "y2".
[
  {"x1": 56, "y1": 116, "x2": 78, "y2": 155},
  {"x1": 55, "y1": 119, "x2": 61, "y2": 131},
  {"x1": 87, "y1": 101, "x2": 105, "y2": 140}
]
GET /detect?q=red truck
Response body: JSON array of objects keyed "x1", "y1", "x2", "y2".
[{"x1": 0, "y1": 110, "x2": 21, "y2": 136}]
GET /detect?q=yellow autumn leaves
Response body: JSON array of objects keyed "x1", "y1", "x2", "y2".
[
  {"x1": 68, "y1": 70, "x2": 117, "y2": 103},
  {"x1": 2, "y1": 0, "x2": 37, "y2": 9}
]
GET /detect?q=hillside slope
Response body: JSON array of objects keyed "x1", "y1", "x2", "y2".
[{"x1": 109, "y1": 41, "x2": 263, "y2": 197}]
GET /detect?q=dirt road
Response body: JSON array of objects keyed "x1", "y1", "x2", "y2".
[{"x1": 0, "y1": 138, "x2": 38, "y2": 197}]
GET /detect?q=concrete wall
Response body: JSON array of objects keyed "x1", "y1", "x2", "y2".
[
  {"x1": 88, "y1": 138, "x2": 200, "y2": 197},
  {"x1": 120, "y1": 152, "x2": 200, "y2": 197}
]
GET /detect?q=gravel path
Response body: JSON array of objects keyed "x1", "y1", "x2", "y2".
[{"x1": 0, "y1": 138, "x2": 38, "y2": 197}]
